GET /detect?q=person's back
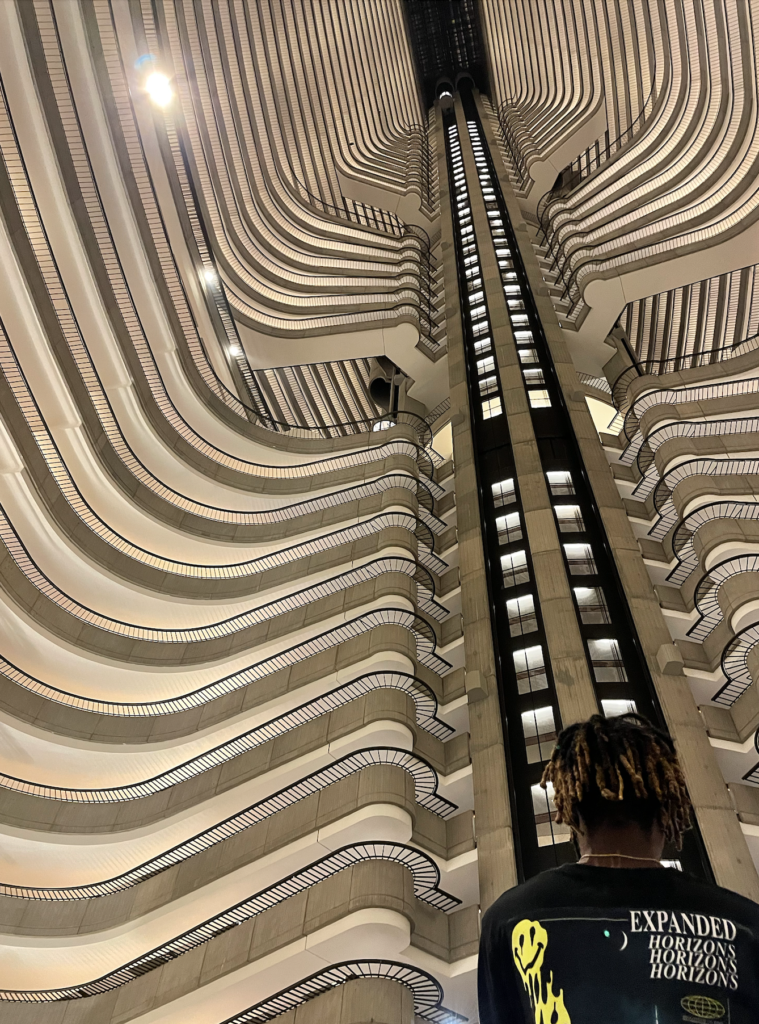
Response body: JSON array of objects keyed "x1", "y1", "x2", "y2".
[{"x1": 478, "y1": 714, "x2": 759, "y2": 1023}]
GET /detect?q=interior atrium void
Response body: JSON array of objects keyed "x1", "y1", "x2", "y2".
[{"x1": 0, "y1": 2, "x2": 757, "y2": 1023}]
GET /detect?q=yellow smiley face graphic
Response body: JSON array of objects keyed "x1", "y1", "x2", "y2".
[{"x1": 511, "y1": 919, "x2": 572, "y2": 1024}]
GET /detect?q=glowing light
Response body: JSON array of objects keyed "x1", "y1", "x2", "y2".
[
  {"x1": 146, "y1": 72, "x2": 172, "y2": 107},
  {"x1": 203, "y1": 267, "x2": 218, "y2": 285},
  {"x1": 229, "y1": 345, "x2": 241, "y2": 357},
  {"x1": 372, "y1": 420, "x2": 393, "y2": 432}
]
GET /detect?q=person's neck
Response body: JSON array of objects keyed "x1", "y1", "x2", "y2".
[{"x1": 575, "y1": 821, "x2": 665, "y2": 868}]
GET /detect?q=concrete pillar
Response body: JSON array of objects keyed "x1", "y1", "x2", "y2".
[
  {"x1": 453, "y1": 100, "x2": 599, "y2": 729},
  {"x1": 433, "y1": 102, "x2": 518, "y2": 910}
]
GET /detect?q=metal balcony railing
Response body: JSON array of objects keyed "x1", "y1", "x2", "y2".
[
  {"x1": 0, "y1": 672, "x2": 453, "y2": 834},
  {"x1": 0, "y1": 826, "x2": 457, "y2": 1002},
  {"x1": 224, "y1": 961, "x2": 464, "y2": 1024}
]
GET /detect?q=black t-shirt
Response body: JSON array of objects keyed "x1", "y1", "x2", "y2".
[{"x1": 478, "y1": 864, "x2": 759, "y2": 1023}]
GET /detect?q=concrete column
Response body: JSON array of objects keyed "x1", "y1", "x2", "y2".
[
  {"x1": 454, "y1": 100, "x2": 599, "y2": 729},
  {"x1": 434, "y1": 103, "x2": 518, "y2": 910},
  {"x1": 475, "y1": 93, "x2": 759, "y2": 901}
]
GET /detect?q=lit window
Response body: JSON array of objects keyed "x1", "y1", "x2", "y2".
[
  {"x1": 564, "y1": 543, "x2": 597, "y2": 574},
  {"x1": 472, "y1": 320, "x2": 490, "y2": 338},
  {"x1": 473, "y1": 338, "x2": 492, "y2": 355},
  {"x1": 514, "y1": 330, "x2": 533, "y2": 342},
  {"x1": 573, "y1": 587, "x2": 610, "y2": 624},
  {"x1": 523, "y1": 368, "x2": 545, "y2": 386},
  {"x1": 508, "y1": 299, "x2": 526, "y2": 312},
  {"x1": 555, "y1": 504, "x2": 585, "y2": 532},
  {"x1": 528, "y1": 390, "x2": 552, "y2": 409},
  {"x1": 588, "y1": 638, "x2": 628, "y2": 682},
  {"x1": 602, "y1": 699, "x2": 637, "y2": 718},
  {"x1": 496, "y1": 511, "x2": 522, "y2": 545},
  {"x1": 522, "y1": 706, "x2": 557, "y2": 763},
  {"x1": 507, "y1": 594, "x2": 537, "y2": 637},
  {"x1": 532, "y1": 782, "x2": 571, "y2": 845},
  {"x1": 513, "y1": 645, "x2": 548, "y2": 694},
  {"x1": 518, "y1": 348, "x2": 539, "y2": 364},
  {"x1": 477, "y1": 355, "x2": 495, "y2": 375},
  {"x1": 479, "y1": 375, "x2": 498, "y2": 396},
  {"x1": 501, "y1": 550, "x2": 529, "y2": 588},
  {"x1": 491, "y1": 478, "x2": 516, "y2": 507},
  {"x1": 469, "y1": 303, "x2": 487, "y2": 318},
  {"x1": 547, "y1": 470, "x2": 574, "y2": 495},
  {"x1": 482, "y1": 397, "x2": 502, "y2": 419},
  {"x1": 511, "y1": 312, "x2": 530, "y2": 325}
]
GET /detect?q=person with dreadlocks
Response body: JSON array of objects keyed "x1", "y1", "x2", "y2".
[{"x1": 478, "y1": 713, "x2": 759, "y2": 1024}]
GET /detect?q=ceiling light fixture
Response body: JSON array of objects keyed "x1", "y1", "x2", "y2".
[{"x1": 146, "y1": 72, "x2": 173, "y2": 107}]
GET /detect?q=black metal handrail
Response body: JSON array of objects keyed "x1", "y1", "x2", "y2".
[
  {"x1": 0, "y1": 673, "x2": 452, "y2": 845},
  {"x1": 633, "y1": 415, "x2": 759, "y2": 486},
  {"x1": 147, "y1": 1, "x2": 439, "y2": 359},
  {"x1": 535, "y1": 62, "x2": 661, "y2": 237},
  {"x1": 0, "y1": 828, "x2": 458, "y2": 1002},
  {"x1": 223, "y1": 961, "x2": 464, "y2": 1024},
  {"x1": 3, "y1": 836, "x2": 457, "y2": 908},
  {"x1": 649, "y1": 457, "x2": 759, "y2": 541},
  {"x1": 620, "y1": 371, "x2": 759, "y2": 461},
  {"x1": 717, "y1": 621, "x2": 759, "y2": 707},
  {"x1": 669, "y1": 502, "x2": 759, "y2": 589},
  {"x1": 8, "y1": 17, "x2": 438, "y2": 445},
  {"x1": 0, "y1": 507, "x2": 446, "y2": 647},
  {"x1": 688, "y1": 552, "x2": 759, "y2": 641},
  {"x1": 0, "y1": 326, "x2": 451, "y2": 598},
  {"x1": 0, "y1": 605, "x2": 451, "y2": 721}
]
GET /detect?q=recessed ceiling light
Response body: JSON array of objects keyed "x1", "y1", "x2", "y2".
[{"x1": 146, "y1": 72, "x2": 172, "y2": 107}]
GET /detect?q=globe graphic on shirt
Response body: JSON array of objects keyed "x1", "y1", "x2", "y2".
[{"x1": 680, "y1": 995, "x2": 726, "y2": 1020}]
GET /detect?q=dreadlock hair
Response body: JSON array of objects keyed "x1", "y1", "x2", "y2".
[{"x1": 540, "y1": 713, "x2": 692, "y2": 849}]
